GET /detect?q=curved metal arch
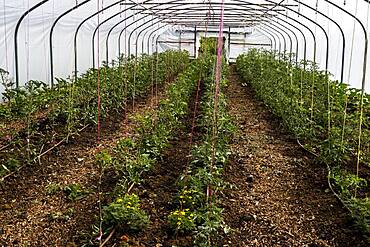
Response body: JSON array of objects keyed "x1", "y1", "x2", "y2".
[
  {"x1": 91, "y1": 2, "x2": 141, "y2": 68},
  {"x1": 147, "y1": 24, "x2": 169, "y2": 54},
  {"x1": 140, "y1": 13, "x2": 236, "y2": 56},
  {"x1": 101, "y1": 0, "x2": 203, "y2": 64},
  {"x1": 99, "y1": 9, "x2": 149, "y2": 67},
  {"x1": 198, "y1": 1, "x2": 310, "y2": 71},
  {"x1": 141, "y1": 1, "x2": 317, "y2": 67},
  {"x1": 150, "y1": 0, "x2": 324, "y2": 70},
  {"x1": 140, "y1": 24, "x2": 186, "y2": 56},
  {"x1": 93, "y1": 0, "x2": 284, "y2": 70},
  {"x1": 73, "y1": 0, "x2": 129, "y2": 81},
  {"x1": 133, "y1": 19, "x2": 164, "y2": 57},
  {"x1": 50, "y1": 0, "x2": 91, "y2": 86},
  {"x1": 261, "y1": 25, "x2": 283, "y2": 56},
  {"x1": 71, "y1": 0, "x2": 324, "y2": 82},
  {"x1": 278, "y1": 18, "x2": 307, "y2": 66},
  {"x1": 121, "y1": 7, "x2": 218, "y2": 58},
  {"x1": 117, "y1": 3, "x2": 199, "y2": 58},
  {"x1": 263, "y1": 20, "x2": 294, "y2": 61},
  {"x1": 273, "y1": 19, "x2": 299, "y2": 64},
  {"x1": 246, "y1": 0, "x2": 328, "y2": 71},
  {"x1": 262, "y1": 22, "x2": 287, "y2": 57},
  {"x1": 141, "y1": 21, "x2": 159, "y2": 54},
  {"x1": 137, "y1": 7, "x2": 291, "y2": 59},
  {"x1": 127, "y1": 9, "x2": 207, "y2": 57},
  {"x1": 13, "y1": 0, "x2": 349, "y2": 87},
  {"x1": 230, "y1": 0, "x2": 327, "y2": 70},
  {"x1": 155, "y1": 28, "x2": 174, "y2": 54},
  {"x1": 264, "y1": 15, "x2": 307, "y2": 65},
  {"x1": 118, "y1": 13, "x2": 152, "y2": 58},
  {"x1": 214, "y1": 8, "x2": 295, "y2": 58},
  {"x1": 323, "y1": 0, "x2": 367, "y2": 91},
  {"x1": 77, "y1": 0, "x2": 316, "y2": 77},
  {"x1": 137, "y1": 23, "x2": 189, "y2": 56},
  {"x1": 257, "y1": 27, "x2": 277, "y2": 52},
  {"x1": 164, "y1": 8, "x2": 296, "y2": 57},
  {"x1": 290, "y1": 0, "x2": 345, "y2": 82},
  {"x1": 258, "y1": 30, "x2": 274, "y2": 51},
  {"x1": 14, "y1": 0, "x2": 50, "y2": 87}
]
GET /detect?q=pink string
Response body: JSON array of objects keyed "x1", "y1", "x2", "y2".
[
  {"x1": 215, "y1": 0, "x2": 225, "y2": 92},
  {"x1": 188, "y1": 3, "x2": 212, "y2": 155},
  {"x1": 212, "y1": 0, "x2": 225, "y2": 144},
  {"x1": 208, "y1": 0, "x2": 225, "y2": 207},
  {"x1": 97, "y1": 0, "x2": 101, "y2": 144}
]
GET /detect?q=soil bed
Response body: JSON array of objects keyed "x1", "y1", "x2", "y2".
[
  {"x1": 221, "y1": 65, "x2": 367, "y2": 246},
  {"x1": 0, "y1": 86, "x2": 166, "y2": 246},
  {"x1": 106, "y1": 79, "x2": 204, "y2": 247},
  {"x1": 1, "y1": 65, "x2": 367, "y2": 247}
]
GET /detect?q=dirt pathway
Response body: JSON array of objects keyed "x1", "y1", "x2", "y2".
[
  {"x1": 222, "y1": 65, "x2": 367, "y2": 247},
  {"x1": 130, "y1": 116, "x2": 194, "y2": 247},
  {"x1": 121, "y1": 86, "x2": 200, "y2": 247},
  {"x1": 0, "y1": 87, "x2": 166, "y2": 246}
]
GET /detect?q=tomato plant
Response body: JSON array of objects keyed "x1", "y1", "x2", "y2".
[{"x1": 236, "y1": 48, "x2": 370, "y2": 237}]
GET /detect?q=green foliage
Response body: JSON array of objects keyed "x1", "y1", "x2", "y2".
[
  {"x1": 349, "y1": 197, "x2": 370, "y2": 234},
  {"x1": 96, "y1": 150, "x2": 113, "y2": 168},
  {"x1": 45, "y1": 182, "x2": 62, "y2": 195},
  {"x1": 96, "y1": 50, "x2": 194, "y2": 235},
  {"x1": 0, "y1": 158, "x2": 20, "y2": 176},
  {"x1": 64, "y1": 183, "x2": 89, "y2": 201},
  {"x1": 0, "y1": 50, "x2": 189, "y2": 179},
  {"x1": 236, "y1": 48, "x2": 370, "y2": 165},
  {"x1": 330, "y1": 168, "x2": 367, "y2": 197},
  {"x1": 236, "y1": 48, "x2": 370, "y2": 237},
  {"x1": 200, "y1": 37, "x2": 218, "y2": 55},
  {"x1": 103, "y1": 194, "x2": 149, "y2": 231},
  {"x1": 193, "y1": 206, "x2": 230, "y2": 247},
  {"x1": 47, "y1": 182, "x2": 87, "y2": 201},
  {"x1": 169, "y1": 45, "x2": 234, "y2": 245},
  {"x1": 177, "y1": 188, "x2": 204, "y2": 209},
  {"x1": 168, "y1": 208, "x2": 196, "y2": 233},
  {"x1": 108, "y1": 55, "x2": 197, "y2": 191},
  {"x1": 48, "y1": 208, "x2": 75, "y2": 222},
  {"x1": 329, "y1": 169, "x2": 370, "y2": 235},
  {"x1": 199, "y1": 37, "x2": 226, "y2": 57}
]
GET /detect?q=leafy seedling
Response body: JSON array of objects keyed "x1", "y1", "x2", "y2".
[{"x1": 64, "y1": 183, "x2": 89, "y2": 201}]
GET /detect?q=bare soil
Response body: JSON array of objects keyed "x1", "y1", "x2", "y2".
[
  {"x1": 0, "y1": 65, "x2": 367, "y2": 247},
  {"x1": 0, "y1": 87, "x2": 166, "y2": 246},
  {"x1": 221, "y1": 65, "x2": 368, "y2": 247},
  {"x1": 103, "y1": 78, "x2": 203, "y2": 247}
]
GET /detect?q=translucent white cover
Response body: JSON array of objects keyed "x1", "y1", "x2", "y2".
[{"x1": 0, "y1": 0, "x2": 369, "y2": 93}]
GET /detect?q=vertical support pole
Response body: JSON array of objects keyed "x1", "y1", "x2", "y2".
[
  {"x1": 194, "y1": 25, "x2": 197, "y2": 58},
  {"x1": 14, "y1": 0, "x2": 50, "y2": 87},
  {"x1": 228, "y1": 26, "x2": 231, "y2": 62},
  {"x1": 179, "y1": 30, "x2": 182, "y2": 51}
]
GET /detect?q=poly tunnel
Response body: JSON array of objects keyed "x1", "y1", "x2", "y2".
[{"x1": 0, "y1": 0, "x2": 370, "y2": 246}]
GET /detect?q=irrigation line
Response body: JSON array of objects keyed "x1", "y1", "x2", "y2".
[
  {"x1": 296, "y1": 139, "x2": 354, "y2": 216},
  {"x1": 0, "y1": 124, "x2": 89, "y2": 182}
]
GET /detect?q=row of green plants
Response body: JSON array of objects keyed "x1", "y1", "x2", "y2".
[
  {"x1": 168, "y1": 38, "x2": 235, "y2": 246},
  {"x1": 90, "y1": 54, "x2": 209, "y2": 244},
  {"x1": 236, "y1": 48, "x2": 370, "y2": 236},
  {"x1": 1, "y1": 50, "x2": 187, "y2": 134},
  {"x1": 0, "y1": 50, "x2": 188, "y2": 178}
]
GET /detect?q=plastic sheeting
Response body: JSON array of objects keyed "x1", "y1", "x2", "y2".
[
  {"x1": 0, "y1": 0, "x2": 176, "y2": 90},
  {"x1": 1, "y1": 0, "x2": 370, "y2": 95}
]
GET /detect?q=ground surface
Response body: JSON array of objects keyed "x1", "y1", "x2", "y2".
[
  {"x1": 0, "y1": 65, "x2": 368, "y2": 247},
  {"x1": 0, "y1": 87, "x2": 165, "y2": 246},
  {"x1": 221, "y1": 66, "x2": 367, "y2": 247}
]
